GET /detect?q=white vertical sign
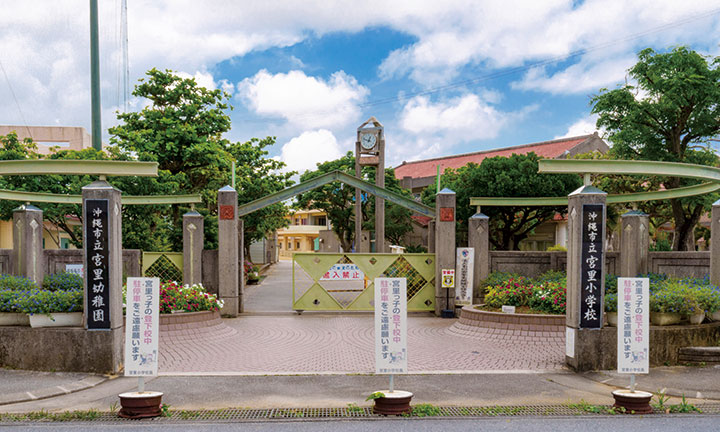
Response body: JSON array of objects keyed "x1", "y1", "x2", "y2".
[
  {"x1": 124, "y1": 277, "x2": 160, "y2": 377},
  {"x1": 617, "y1": 277, "x2": 649, "y2": 374},
  {"x1": 375, "y1": 278, "x2": 407, "y2": 374},
  {"x1": 455, "y1": 248, "x2": 474, "y2": 305}
]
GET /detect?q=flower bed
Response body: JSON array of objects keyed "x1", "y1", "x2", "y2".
[
  {"x1": 123, "y1": 281, "x2": 223, "y2": 314},
  {"x1": 479, "y1": 271, "x2": 720, "y2": 323}
]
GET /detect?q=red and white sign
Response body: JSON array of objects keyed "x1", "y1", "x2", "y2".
[{"x1": 320, "y1": 264, "x2": 364, "y2": 281}]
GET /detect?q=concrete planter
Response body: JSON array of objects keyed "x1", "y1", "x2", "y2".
[
  {"x1": 372, "y1": 390, "x2": 413, "y2": 415},
  {"x1": 712, "y1": 310, "x2": 720, "y2": 321},
  {"x1": 606, "y1": 312, "x2": 617, "y2": 327},
  {"x1": 650, "y1": 312, "x2": 682, "y2": 326},
  {"x1": 0, "y1": 312, "x2": 30, "y2": 326},
  {"x1": 688, "y1": 313, "x2": 705, "y2": 325},
  {"x1": 611, "y1": 389, "x2": 653, "y2": 414},
  {"x1": 28, "y1": 312, "x2": 83, "y2": 328},
  {"x1": 118, "y1": 391, "x2": 163, "y2": 419}
]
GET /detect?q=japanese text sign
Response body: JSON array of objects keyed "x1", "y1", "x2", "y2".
[
  {"x1": 455, "y1": 248, "x2": 474, "y2": 305},
  {"x1": 320, "y1": 264, "x2": 364, "y2": 281},
  {"x1": 617, "y1": 277, "x2": 649, "y2": 374},
  {"x1": 374, "y1": 278, "x2": 407, "y2": 374},
  {"x1": 441, "y1": 269, "x2": 455, "y2": 288},
  {"x1": 85, "y1": 199, "x2": 110, "y2": 330},
  {"x1": 579, "y1": 204, "x2": 604, "y2": 328},
  {"x1": 124, "y1": 277, "x2": 160, "y2": 377}
]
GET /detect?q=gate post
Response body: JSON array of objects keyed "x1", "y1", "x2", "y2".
[
  {"x1": 218, "y1": 186, "x2": 239, "y2": 317},
  {"x1": 434, "y1": 188, "x2": 456, "y2": 316},
  {"x1": 12, "y1": 204, "x2": 44, "y2": 285},
  {"x1": 427, "y1": 220, "x2": 435, "y2": 253},
  {"x1": 566, "y1": 184, "x2": 608, "y2": 371},
  {"x1": 183, "y1": 210, "x2": 204, "y2": 286},
  {"x1": 711, "y1": 200, "x2": 720, "y2": 286},
  {"x1": 619, "y1": 210, "x2": 649, "y2": 277},
  {"x1": 468, "y1": 212, "x2": 489, "y2": 302},
  {"x1": 81, "y1": 179, "x2": 124, "y2": 373}
]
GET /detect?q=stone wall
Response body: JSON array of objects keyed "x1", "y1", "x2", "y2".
[
  {"x1": 43, "y1": 249, "x2": 142, "y2": 279},
  {"x1": 0, "y1": 326, "x2": 123, "y2": 373},
  {"x1": 648, "y1": 251, "x2": 709, "y2": 278},
  {"x1": 569, "y1": 322, "x2": 720, "y2": 371},
  {"x1": 488, "y1": 251, "x2": 618, "y2": 278}
]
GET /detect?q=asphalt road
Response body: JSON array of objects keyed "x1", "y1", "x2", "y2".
[{"x1": 2, "y1": 416, "x2": 720, "y2": 431}]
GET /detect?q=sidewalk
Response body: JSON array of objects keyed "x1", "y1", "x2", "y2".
[{"x1": 1, "y1": 367, "x2": 718, "y2": 414}]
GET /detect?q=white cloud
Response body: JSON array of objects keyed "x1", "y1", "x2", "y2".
[
  {"x1": 555, "y1": 115, "x2": 600, "y2": 139},
  {"x1": 277, "y1": 129, "x2": 345, "y2": 175},
  {"x1": 389, "y1": 92, "x2": 535, "y2": 165},
  {"x1": 176, "y1": 70, "x2": 217, "y2": 90},
  {"x1": 237, "y1": 70, "x2": 368, "y2": 129}
]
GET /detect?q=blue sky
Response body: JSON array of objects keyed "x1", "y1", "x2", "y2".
[{"x1": 1, "y1": 1, "x2": 719, "y2": 175}]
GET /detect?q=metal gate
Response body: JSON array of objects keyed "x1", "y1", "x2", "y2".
[
  {"x1": 142, "y1": 252, "x2": 183, "y2": 282},
  {"x1": 292, "y1": 252, "x2": 435, "y2": 312}
]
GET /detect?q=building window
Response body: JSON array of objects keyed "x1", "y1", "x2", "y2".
[
  {"x1": 279, "y1": 242, "x2": 283, "y2": 249},
  {"x1": 60, "y1": 238, "x2": 70, "y2": 249},
  {"x1": 317, "y1": 217, "x2": 326, "y2": 226},
  {"x1": 296, "y1": 241, "x2": 301, "y2": 250}
]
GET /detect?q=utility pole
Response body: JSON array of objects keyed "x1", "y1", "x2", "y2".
[{"x1": 90, "y1": 0, "x2": 102, "y2": 151}]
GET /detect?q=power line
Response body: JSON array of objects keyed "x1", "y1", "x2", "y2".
[{"x1": 0, "y1": 58, "x2": 33, "y2": 140}]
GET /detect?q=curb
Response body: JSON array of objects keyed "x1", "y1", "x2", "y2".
[{"x1": 0, "y1": 375, "x2": 109, "y2": 406}]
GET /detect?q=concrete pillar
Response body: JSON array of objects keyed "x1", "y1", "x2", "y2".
[
  {"x1": 468, "y1": 212, "x2": 490, "y2": 302},
  {"x1": 565, "y1": 184, "x2": 607, "y2": 371},
  {"x1": 238, "y1": 218, "x2": 245, "y2": 314},
  {"x1": 81, "y1": 180, "x2": 123, "y2": 372},
  {"x1": 12, "y1": 204, "x2": 44, "y2": 285},
  {"x1": 620, "y1": 210, "x2": 649, "y2": 277},
  {"x1": 428, "y1": 220, "x2": 435, "y2": 253},
  {"x1": 218, "y1": 186, "x2": 239, "y2": 317},
  {"x1": 182, "y1": 210, "x2": 204, "y2": 286},
  {"x1": 434, "y1": 188, "x2": 456, "y2": 316},
  {"x1": 711, "y1": 200, "x2": 720, "y2": 286}
]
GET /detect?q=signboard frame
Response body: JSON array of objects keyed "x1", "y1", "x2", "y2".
[
  {"x1": 617, "y1": 277, "x2": 649, "y2": 374},
  {"x1": 124, "y1": 277, "x2": 160, "y2": 378},
  {"x1": 85, "y1": 199, "x2": 111, "y2": 330},
  {"x1": 579, "y1": 203, "x2": 604, "y2": 329},
  {"x1": 374, "y1": 277, "x2": 407, "y2": 375},
  {"x1": 455, "y1": 248, "x2": 474, "y2": 305}
]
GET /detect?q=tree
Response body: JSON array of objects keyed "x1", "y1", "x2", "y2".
[
  {"x1": 421, "y1": 153, "x2": 582, "y2": 250},
  {"x1": 229, "y1": 136, "x2": 295, "y2": 256},
  {"x1": 591, "y1": 47, "x2": 720, "y2": 250},
  {"x1": 295, "y1": 152, "x2": 414, "y2": 251}
]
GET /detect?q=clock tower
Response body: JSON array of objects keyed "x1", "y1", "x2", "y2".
[{"x1": 355, "y1": 117, "x2": 385, "y2": 253}]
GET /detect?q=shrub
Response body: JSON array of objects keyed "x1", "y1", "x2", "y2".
[
  {"x1": 480, "y1": 272, "x2": 524, "y2": 289},
  {"x1": 158, "y1": 281, "x2": 223, "y2": 314},
  {"x1": 532, "y1": 270, "x2": 566, "y2": 285},
  {"x1": 528, "y1": 281, "x2": 566, "y2": 314},
  {"x1": 604, "y1": 292, "x2": 617, "y2": 312},
  {"x1": 0, "y1": 289, "x2": 35, "y2": 313},
  {"x1": 484, "y1": 278, "x2": 534, "y2": 307},
  {"x1": 546, "y1": 244, "x2": 567, "y2": 252},
  {"x1": 0, "y1": 274, "x2": 38, "y2": 291},
  {"x1": 43, "y1": 272, "x2": 84, "y2": 291},
  {"x1": 696, "y1": 286, "x2": 720, "y2": 313},
  {"x1": 649, "y1": 280, "x2": 699, "y2": 315},
  {"x1": 16, "y1": 289, "x2": 83, "y2": 315}
]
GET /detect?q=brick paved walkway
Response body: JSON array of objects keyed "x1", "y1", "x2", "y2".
[
  {"x1": 159, "y1": 260, "x2": 564, "y2": 374},
  {"x1": 159, "y1": 315, "x2": 564, "y2": 374}
]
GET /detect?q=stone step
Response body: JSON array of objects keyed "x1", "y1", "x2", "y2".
[{"x1": 678, "y1": 347, "x2": 720, "y2": 363}]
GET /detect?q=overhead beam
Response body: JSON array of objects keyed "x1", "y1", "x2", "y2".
[
  {"x1": 0, "y1": 160, "x2": 158, "y2": 177},
  {"x1": 538, "y1": 159, "x2": 720, "y2": 183},
  {"x1": 237, "y1": 170, "x2": 435, "y2": 218},
  {"x1": 471, "y1": 182, "x2": 720, "y2": 207},
  {"x1": 0, "y1": 189, "x2": 201, "y2": 205}
]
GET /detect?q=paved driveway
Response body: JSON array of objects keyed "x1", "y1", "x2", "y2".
[{"x1": 159, "y1": 261, "x2": 564, "y2": 374}]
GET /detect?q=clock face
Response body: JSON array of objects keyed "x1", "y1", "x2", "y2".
[{"x1": 360, "y1": 133, "x2": 377, "y2": 150}]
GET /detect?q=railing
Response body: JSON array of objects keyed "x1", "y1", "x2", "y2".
[
  {"x1": 142, "y1": 252, "x2": 183, "y2": 282},
  {"x1": 292, "y1": 252, "x2": 435, "y2": 312}
]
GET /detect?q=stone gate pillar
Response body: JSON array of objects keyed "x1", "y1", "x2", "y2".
[
  {"x1": 12, "y1": 204, "x2": 44, "y2": 285},
  {"x1": 711, "y1": 200, "x2": 720, "y2": 286},
  {"x1": 81, "y1": 180, "x2": 123, "y2": 373},
  {"x1": 428, "y1": 220, "x2": 435, "y2": 253},
  {"x1": 620, "y1": 210, "x2": 649, "y2": 277},
  {"x1": 218, "y1": 186, "x2": 239, "y2": 317},
  {"x1": 566, "y1": 184, "x2": 607, "y2": 371},
  {"x1": 183, "y1": 210, "x2": 204, "y2": 286},
  {"x1": 468, "y1": 212, "x2": 490, "y2": 303},
  {"x1": 434, "y1": 188, "x2": 456, "y2": 316}
]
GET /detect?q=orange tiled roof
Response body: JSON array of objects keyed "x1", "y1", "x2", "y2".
[{"x1": 394, "y1": 135, "x2": 593, "y2": 179}]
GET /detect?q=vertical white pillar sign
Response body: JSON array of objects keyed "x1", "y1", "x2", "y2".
[
  {"x1": 617, "y1": 277, "x2": 649, "y2": 374},
  {"x1": 455, "y1": 247, "x2": 474, "y2": 305},
  {"x1": 375, "y1": 277, "x2": 407, "y2": 374},
  {"x1": 124, "y1": 277, "x2": 160, "y2": 377}
]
